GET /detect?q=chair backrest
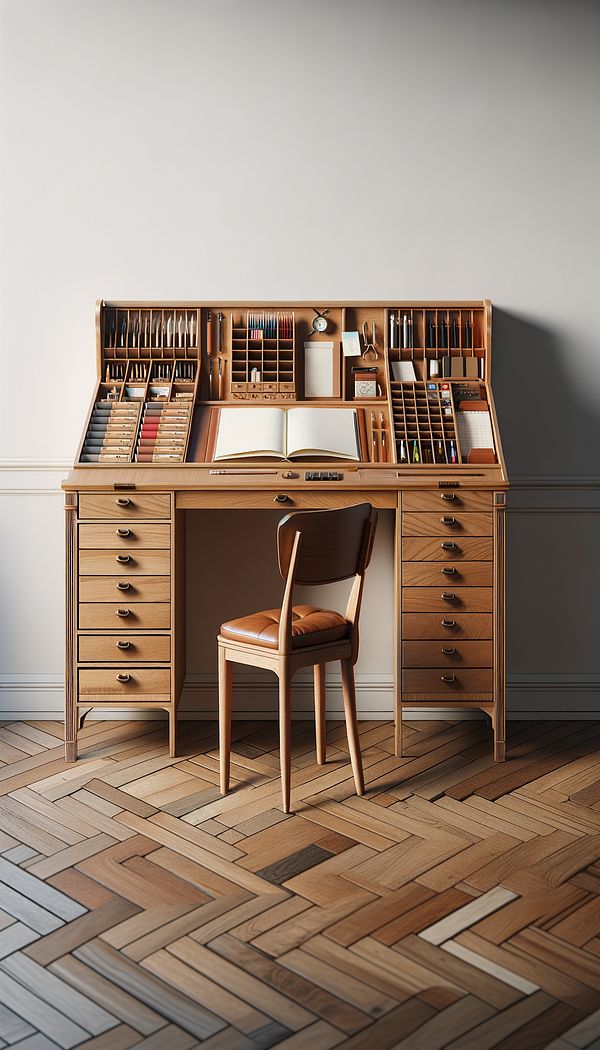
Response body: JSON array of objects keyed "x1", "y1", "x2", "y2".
[{"x1": 277, "y1": 503, "x2": 377, "y2": 586}]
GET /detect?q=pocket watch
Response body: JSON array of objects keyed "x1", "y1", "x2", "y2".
[{"x1": 311, "y1": 308, "x2": 329, "y2": 333}]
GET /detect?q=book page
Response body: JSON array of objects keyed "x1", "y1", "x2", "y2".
[
  {"x1": 287, "y1": 407, "x2": 359, "y2": 460},
  {"x1": 214, "y1": 407, "x2": 285, "y2": 460}
]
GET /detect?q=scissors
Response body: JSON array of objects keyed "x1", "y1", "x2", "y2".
[{"x1": 362, "y1": 320, "x2": 379, "y2": 359}]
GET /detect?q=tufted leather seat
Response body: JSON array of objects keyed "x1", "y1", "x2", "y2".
[{"x1": 220, "y1": 604, "x2": 349, "y2": 650}]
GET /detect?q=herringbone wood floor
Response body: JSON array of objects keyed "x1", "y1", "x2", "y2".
[{"x1": 1, "y1": 718, "x2": 600, "y2": 1049}]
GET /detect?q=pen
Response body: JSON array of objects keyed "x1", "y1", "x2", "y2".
[
  {"x1": 371, "y1": 412, "x2": 378, "y2": 462},
  {"x1": 217, "y1": 311, "x2": 224, "y2": 354},
  {"x1": 380, "y1": 412, "x2": 386, "y2": 462},
  {"x1": 218, "y1": 357, "x2": 224, "y2": 400}
]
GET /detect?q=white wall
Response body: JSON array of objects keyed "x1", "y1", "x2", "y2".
[{"x1": 1, "y1": 0, "x2": 599, "y2": 719}]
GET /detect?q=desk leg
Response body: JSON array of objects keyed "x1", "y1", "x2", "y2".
[
  {"x1": 493, "y1": 494, "x2": 507, "y2": 762},
  {"x1": 394, "y1": 499, "x2": 402, "y2": 757},
  {"x1": 65, "y1": 500, "x2": 77, "y2": 762}
]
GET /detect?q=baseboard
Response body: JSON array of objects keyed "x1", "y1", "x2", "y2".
[{"x1": 1, "y1": 672, "x2": 599, "y2": 721}]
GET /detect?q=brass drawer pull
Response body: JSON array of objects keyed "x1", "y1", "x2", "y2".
[
  {"x1": 116, "y1": 581, "x2": 130, "y2": 591},
  {"x1": 441, "y1": 647, "x2": 457, "y2": 655},
  {"x1": 116, "y1": 528, "x2": 132, "y2": 538},
  {"x1": 441, "y1": 541, "x2": 457, "y2": 551},
  {"x1": 116, "y1": 608, "x2": 130, "y2": 617},
  {"x1": 442, "y1": 592, "x2": 456, "y2": 601},
  {"x1": 274, "y1": 494, "x2": 289, "y2": 504},
  {"x1": 440, "y1": 516, "x2": 456, "y2": 526},
  {"x1": 440, "y1": 493, "x2": 457, "y2": 502},
  {"x1": 115, "y1": 498, "x2": 131, "y2": 507},
  {"x1": 116, "y1": 674, "x2": 131, "y2": 683},
  {"x1": 441, "y1": 674, "x2": 456, "y2": 683},
  {"x1": 116, "y1": 555, "x2": 131, "y2": 564},
  {"x1": 441, "y1": 567, "x2": 457, "y2": 576},
  {"x1": 116, "y1": 640, "x2": 130, "y2": 649},
  {"x1": 441, "y1": 618, "x2": 457, "y2": 628}
]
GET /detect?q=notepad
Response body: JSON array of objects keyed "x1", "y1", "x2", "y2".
[
  {"x1": 391, "y1": 361, "x2": 417, "y2": 381},
  {"x1": 304, "y1": 342, "x2": 335, "y2": 397},
  {"x1": 456, "y1": 410, "x2": 495, "y2": 458},
  {"x1": 214, "y1": 407, "x2": 360, "y2": 461}
]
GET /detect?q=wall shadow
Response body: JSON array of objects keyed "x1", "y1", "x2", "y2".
[{"x1": 492, "y1": 309, "x2": 600, "y2": 479}]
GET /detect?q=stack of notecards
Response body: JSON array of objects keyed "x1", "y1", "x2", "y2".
[
  {"x1": 135, "y1": 402, "x2": 192, "y2": 462},
  {"x1": 80, "y1": 401, "x2": 141, "y2": 462}
]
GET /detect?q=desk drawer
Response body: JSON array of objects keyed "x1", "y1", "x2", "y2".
[
  {"x1": 403, "y1": 588, "x2": 492, "y2": 613},
  {"x1": 403, "y1": 613, "x2": 492, "y2": 640},
  {"x1": 404, "y1": 668, "x2": 493, "y2": 695},
  {"x1": 403, "y1": 491, "x2": 492, "y2": 513},
  {"x1": 79, "y1": 524, "x2": 170, "y2": 550},
  {"x1": 79, "y1": 576, "x2": 170, "y2": 602},
  {"x1": 79, "y1": 550, "x2": 170, "y2": 575},
  {"x1": 78, "y1": 635, "x2": 171, "y2": 662},
  {"x1": 402, "y1": 537, "x2": 492, "y2": 562},
  {"x1": 176, "y1": 490, "x2": 397, "y2": 510},
  {"x1": 79, "y1": 603, "x2": 171, "y2": 629},
  {"x1": 402, "y1": 562, "x2": 492, "y2": 587},
  {"x1": 402, "y1": 513, "x2": 492, "y2": 537},
  {"x1": 79, "y1": 493, "x2": 171, "y2": 520},
  {"x1": 403, "y1": 641, "x2": 492, "y2": 668},
  {"x1": 79, "y1": 667, "x2": 170, "y2": 698}
]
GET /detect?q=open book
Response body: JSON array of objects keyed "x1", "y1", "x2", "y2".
[{"x1": 214, "y1": 407, "x2": 360, "y2": 461}]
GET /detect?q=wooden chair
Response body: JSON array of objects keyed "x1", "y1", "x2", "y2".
[{"x1": 217, "y1": 503, "x2": 378, "y2": 813}]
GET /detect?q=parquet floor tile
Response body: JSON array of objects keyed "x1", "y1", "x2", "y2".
[{"x1": 0, "y1": 717, "x2": 599, "y2": 1047}]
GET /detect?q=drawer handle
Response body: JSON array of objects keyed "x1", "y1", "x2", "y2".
[
  {"x1": 274, "y1": 494, "x2": 289, "y2": 504},
  {"x1": 116, "y1": 555, "x2": 131, "y2": 564},
  {"x1": 116, "y1": 581, "x2": 130, "y2": 591},
  {"x1": 116, "y1": 608, "x2": 130, "y2": 617},
  {"x1": 115, "y1": 498, "x2": 131, "y2": 507},
  {"x1": 441, "y1": 674, "x2": 456, "y2": 683},
  {"x1": 441, "y1": 541, "x2": 457, "y2": 551},
  {"x1": 442, "y1": 592, "x2": 456, "y2": 601},
  {"x1": 440, "y1": 516, "x2": 456, "y2": 526},
  {"x1": 441, "y1": 647, "x2": 457, "y2": 655},
  {"x1": 116, "y1": 528, "x2": 132, "y2": 538},
  {"x1": 116, "y1": 674, "x2": 131, "y2": 683},
  {"x1": 116, "y1": 641, "x2": 131, "y2": 649},
  {"x1": 441, "y1": 567, "x2": 457, "y2": 576},
  {"x1": 441, "y1": 618, "x2": 457, "y2": 628},
  {"x1": 441, "y1": 493, "x2": 457, "y2": 502}
]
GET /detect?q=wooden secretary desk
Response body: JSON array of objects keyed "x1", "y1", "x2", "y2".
[{"x1": 62, "y1": 300, "x2": 508, "y2": 764}]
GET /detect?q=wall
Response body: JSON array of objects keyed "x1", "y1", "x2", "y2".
[{"x1": 1, "y1": 0, "x2": 599, "y2": 720}]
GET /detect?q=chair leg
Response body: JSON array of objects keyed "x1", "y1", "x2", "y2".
[
  {"x1": 219, "y1": 645, "x2": 232, "y2": 795},
  {"x1": 278, "y1": 661, "x2": 292, "y2": 814},
  {"x1": 314, "y1": 663, "x2": 327, "y2": 765},
  {"x1": 341, "y1": 659, "x2": 365, "y2": 796}
]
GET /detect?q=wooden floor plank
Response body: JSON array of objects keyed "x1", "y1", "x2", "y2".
[{"x1": 1, "y1": 717, "x2": 600, "y2": 1048}]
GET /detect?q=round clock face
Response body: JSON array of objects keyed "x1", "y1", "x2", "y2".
[{"x1": 312, "y1": 314, "x2": 328, "y2": 333}]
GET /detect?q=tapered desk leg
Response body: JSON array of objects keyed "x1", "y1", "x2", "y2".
[
  {"x1": 314, "y1": 663, "x2": 327, "y2": 765},
  {"x1": 494, "y1": 493, "x2": 507, "y2": 762},
  {"x1": 65, "y1": 500, "x2": 77, "y2": 762},
  {"x1": 394, "y1": 498, "x2": 402, "y2": 757}
]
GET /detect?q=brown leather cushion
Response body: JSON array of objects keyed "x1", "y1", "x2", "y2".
[{"x1": 220, "y1": 604, "x2": 349, "y2": 649}]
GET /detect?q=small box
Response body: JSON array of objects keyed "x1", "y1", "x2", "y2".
[{"x1": 354, "y1": 370, "x2": 379, "y2": 398}]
